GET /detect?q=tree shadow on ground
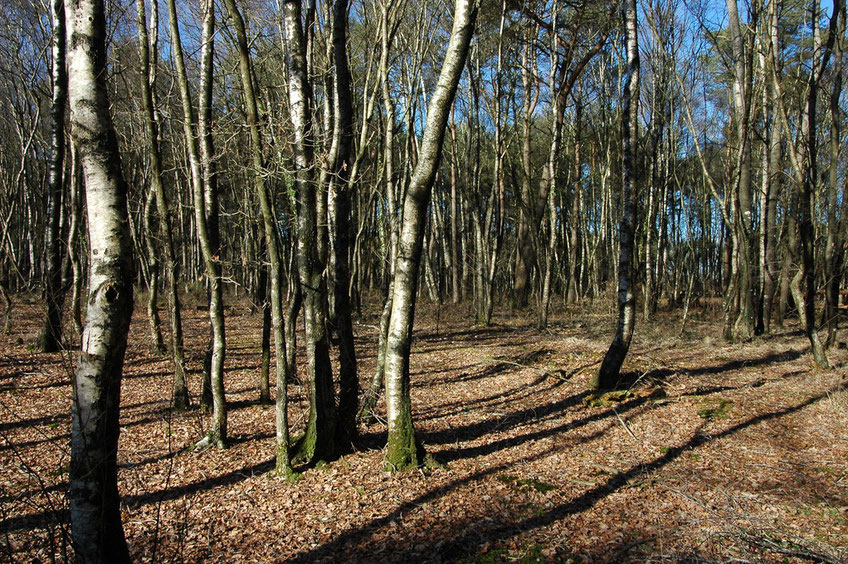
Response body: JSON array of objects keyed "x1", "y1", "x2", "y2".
[
  {"x1": 415, "y1": 372, "x2": 559, "y2": 422},
  {"x1": 0, "y1": 377, "x2": 70, "y2": 392},
  {"x1": 683, "y1": 349, "x2": 804, "y2": 377},
  {"x1": 430, "y1": 392, "x2": 644, "y2": 464},
  {"x1": 414, "y1": 347, "x2": 559, "y2": 389},
  {"x1": 412, "y1": 325, "x2": 540, "y2": 354},
  {"x1": 288, "y1": 384, "x2": 841, "y2": 563},
  {"x1": 422, "y1": 390, "x2": 596, "y2": 450},
  {"x1": 0, "y1": 344, "x2": 828, "y2": 553}
]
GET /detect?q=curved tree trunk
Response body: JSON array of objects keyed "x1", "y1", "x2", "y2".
[
  {"x1": 383, "y1": 0, "x2": 477, "y2": 470},
  {"x1": 65, "y1": 0, "x2": 134, "y2": 557},
  {"x1": 596, "y1": 0, "x2": 639, "y2": 390},
  {"x1": 68, "y1": 144, "x2": 83, "y2": 338},
  {"x1": 142, "y1": 186, "x2": 166, "y2": 354},
  {"x1": 136, "y1": 0, "x2": 189, "y2": 409},
  {"x1": 194, "y1": 0, "x2": 227, "y2": 447},
  {"x1": 360, "y1": 0, "x2": 400, "y2": 423},
  {"x1": 166, "y1": 0, "x2": 218, "y2": 418}
]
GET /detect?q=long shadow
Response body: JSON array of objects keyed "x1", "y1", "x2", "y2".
[
  {"x1": 288, "y1": 399, "x2": 647, "y2": 564},
  {"x1": 122, "y1": 367, "x2": 202, "y2": 380},
  {"x1": 423, "y1": 390, "x2": 592, "y2": 448},
  {"x1": 0, "y1": 457, "x2": 277, "y2": 534},
  {"x1": 682, "y1": 349, "x2": 803, "y2": 377},
  {"x1": 0, "y1": 377, "x2": 70, "y2": 392},
  {"x1": 0, "y1": 413, "x2": 67, "y2": 433},
  {"x1": 122, "y1": 457, "x2": 275, "y2": 508},
  {"x1": 413, "y1": 337, "x2": 538, "y2": 355},
  {"x1": 120, "y1": 447, "x2": 187, "y2": 470},
  {"x1": 434, "y1": 384, "x2": 840, "y2": 561},
  {"x1": 433, "y1": 394, "x2": 647, "y2": 464},
  {"x1": 680, "y1": 369, "x2": 806, "y2": 398},
  {"x1": 415, "y1": 325, "x2": 518, "y2": 343},
  {"x1": 290, "y1": 385, "x2": 838, "y2": 563},
  {"x1": 414, "y1": 348, "x2": 557, "y2": 389},
  {"x1": 410, "y1": 363, "x2": 479, "y2": 380},
  {"x1": 0, "y1": 433, "x2": 69, "y2": 452},
  {"x1": 413, "y1": 361, "x2": 519, "y2": 388},
  {"x1": 8, "y1": 481, "x2": 66, "y2": 502},
  {"x1": 415, "y1": 372, "x2": 556, "y2": 422}
]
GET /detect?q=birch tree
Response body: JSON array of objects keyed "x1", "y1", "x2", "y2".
[
  {"x1": 595, "y1": 0, "x2": 638, "y2": 389},
  {"x1": 136, "y1": 0, "x2": 190, "y2": 410},
  {"x1": 65, "y1": 0, "x2": 134, "y2": 556},
  {"x1": 383, "y1": 0, "x2": 478, "y2": 470}
]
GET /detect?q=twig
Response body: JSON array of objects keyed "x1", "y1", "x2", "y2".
[{"x1": 611, "y1": 406, "x2": 641, "y2": 443}]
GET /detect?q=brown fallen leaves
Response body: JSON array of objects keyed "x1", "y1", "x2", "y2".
[{"x1": 1, "y1": 297, "x2": 847, "y2": 562}]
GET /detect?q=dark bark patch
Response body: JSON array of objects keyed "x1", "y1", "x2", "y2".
[{"x1": 104, "y1": 284, "x2": 118, "y2": 303}]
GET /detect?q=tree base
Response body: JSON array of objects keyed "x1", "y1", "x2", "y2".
[
  {"x1": 173, "y1": 390, "x2": 191, "y2": 412},
  {"x1": 194, "y1": 432, "x2": 226, "y2": 451},
  {"x1": 385, "y1": 438, "x2": 431, "y2": 473}
]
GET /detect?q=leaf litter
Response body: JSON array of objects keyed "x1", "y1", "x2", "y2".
[{"x1": 0, "y1": 298, "x2": 847, "y2": 562}]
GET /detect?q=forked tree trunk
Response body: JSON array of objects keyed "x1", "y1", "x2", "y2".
[
  {"x1": 180, "y1": 0, "x2": 228, "y2": 447},
  {"x1": 142, "y1": 186, "x2": 166, "y2": 354},
  {"x1": 258, "y1": 246, "x2": 272, "y2": 404},
  {"x1": 596, "y1": 0, "x2": 639, "y2": 390},
  {"x1": 198, "y1": 0, "x2": 226, "y2": 428},
  {"x1": 513, "y1": 38, "x2": 538, "y2": 308},
  {"x1": 539, "y1": 5, "x2": 562, "y2": 329},
  {"x1": 65, "y1": 0, "x2": 133, "y2": 558},
  {"x1": 284, "y1": 0, "x2": 337, "y2": 465},
  {"x1": 383, "y1": 0, "x2": 477, "y2": 470},
  {"x1": 795, "y1": 0, "x2": 832, "y2": 368},
  {"x1": 360, "y1": 0, "x2": 401, "y2": 423},
  {"x1": 166, "y1": 0, "x2": 215, "y2": 414}
]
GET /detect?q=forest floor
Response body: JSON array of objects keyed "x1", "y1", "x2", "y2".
[{"x1": 1, "y1": 293, "x2": 847, "y2": 563}]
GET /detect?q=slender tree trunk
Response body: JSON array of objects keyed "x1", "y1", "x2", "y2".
[
  {"x1": 383, "y1": 0, "x2": 477, "y2": 470},
  {"x1": 759, "y1": 51, "x2": 780, "y2": 335},
  {"x1": 568, "y1": 94, "x2": 583, "y2": 307},
  {"x1": 824, "y1": 0, "x2": 845, "y2": 347},
  {"x1": 65, "y1": 0, "x2": 133, "y2": 557},
  {"x1": 194, "y1": 0, "x2": 227, "y2": 447},
  {"x1": 137, "y1": 0, "x2": 189, "y2": 408},
  {"x1": 257, "y1": 243, "x2": 272, "y2": 404},
  {"x1": 796, "y1": 0, "x2": 831, "y2": 368},
  {"x1": 514, "y1": 38, "x2": 538, "y2": 308},
  {"x1": 726, "y1": 0, "x2": 755, "y2": 342},
  {"x1": 38, "y1": 0, "x2": 67, "y2": 353},
  {"x1": 166, "y1": 0, "x2": 212, "y2": 414},
  {"x1": 596, "y1": 0, "x2": 639, "y2": 389},
  {"x1": 361, "y1": 0, "x2": 401, "y2": 422},
  {"x1": 223, "y1": 0, "x2": 291, "y2": 469},
  {"x1": 142, "y1": 186, "x2": 166, "y2": 354},
  {"x1": 285, "y1": 272, "x2": 301, "y2": 385},
  {"x1": 68, "y1": 144, "x2": 83, "y2": 337}
]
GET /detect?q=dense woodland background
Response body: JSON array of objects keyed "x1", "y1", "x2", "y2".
[
  {"x1": 1, "y1": 0, "x2": 848, "y2": 559},
  {"x1": 3, "y1": 0, "x2": 845, "y2": 346}
]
